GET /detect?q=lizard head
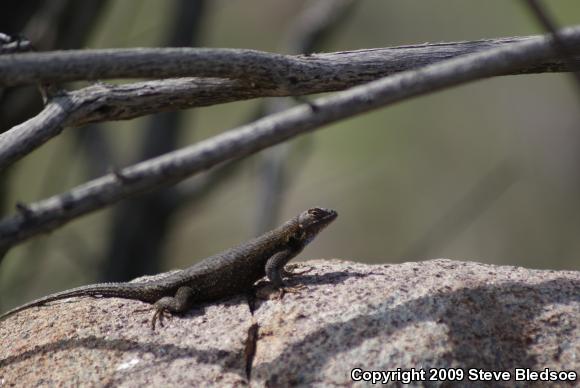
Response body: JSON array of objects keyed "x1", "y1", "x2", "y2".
[{"x1": 295, "y1": 207, "x2": 338, "y2": 245}]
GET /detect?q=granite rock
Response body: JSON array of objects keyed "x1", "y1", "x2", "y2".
[{"x1": 1, "y1": 259, "x2": 578, "y2": 387}]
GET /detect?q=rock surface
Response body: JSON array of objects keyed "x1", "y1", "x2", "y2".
[{"x1": 1, "y1": 259, "x2": 579, "y2": 387}]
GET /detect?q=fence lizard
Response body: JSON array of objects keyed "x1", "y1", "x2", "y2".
[{"x1": 0, "y1": 207, "x2": 337, "y2": 329}]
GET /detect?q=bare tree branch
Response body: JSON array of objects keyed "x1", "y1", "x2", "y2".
[
  {"x1": 2, "y1": 27, "x2": 580, "y2": 255},
  {"x1": 2, "y1": 31, "x2": 580, "y2": 171},
  {"x1": 0, "y1": 34, "x2": 579, "y2": 87},
  {"x1": 0, "y1": 47, "x2": 293, "y2": 87},
  {"x1": 0, "y1": 91, "x2": 86, "y2": 170}
]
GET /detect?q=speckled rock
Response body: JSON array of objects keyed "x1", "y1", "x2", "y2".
[
  {"x1": 0, "y1": 272, "x2": 252, "y2": 387},
  {"x1": 1, "y1": 259, "x2": 579, "y2": 387}
]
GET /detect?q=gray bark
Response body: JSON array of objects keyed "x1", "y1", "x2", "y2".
[{"x1": 1, "y1": 27, "x2": 580, "y2": 254}]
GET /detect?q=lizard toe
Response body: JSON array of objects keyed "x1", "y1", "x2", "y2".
[
  {"x1": 151, "y1": 306, "x2": 172, "y2": 330},
  {"x1": 277, "y1": 284, "x2": 306, "y2": 299},
  {"x1": 282, "y1": 264, "x2": 313, "y2": 278}
]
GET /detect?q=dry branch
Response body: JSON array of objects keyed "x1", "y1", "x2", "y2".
[
  {"x1": 2, "y1": 32, "x2": 580, "y2": 170},
  {"x1": 0, "y1": 36, "x2": 578, "y2": 88},
  {"x1": 1, "y1": 27, "x2": 580, "y2": 254}
]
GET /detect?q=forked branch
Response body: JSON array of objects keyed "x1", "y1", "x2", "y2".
[{"x1": 1, "y1": 27, "x2": 580, "y2": 255}]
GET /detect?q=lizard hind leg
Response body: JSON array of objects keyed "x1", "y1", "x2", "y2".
[{"x1": 151, "y1": 286, "x2": 195, "y2": 330}]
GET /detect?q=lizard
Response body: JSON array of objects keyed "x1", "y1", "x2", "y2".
[{"x1": 0, "y1": 207, "x2": 337, "y2": 329}]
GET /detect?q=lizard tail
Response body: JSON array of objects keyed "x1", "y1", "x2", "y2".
[{"x1": 0, "y1": 282, "x2": 151, "y2": 321}]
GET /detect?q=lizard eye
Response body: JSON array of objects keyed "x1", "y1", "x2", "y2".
[{"x1": 308, "y1": 208, "x2": 324, "y2": 217}]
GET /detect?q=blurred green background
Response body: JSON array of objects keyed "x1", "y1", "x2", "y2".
[{"x1": 2, "y1": 0, "x2": 580, "y2": 310}]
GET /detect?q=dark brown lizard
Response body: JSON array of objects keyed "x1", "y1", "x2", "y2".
[{"x1": 0, "y1": 207, "x2": 337, "y2": 328}]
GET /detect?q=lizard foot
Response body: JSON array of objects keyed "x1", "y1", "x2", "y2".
[
  {"x1": 277, "y1": 284, "x2": 306, "y2": 299},
  {"x1": 255, "y1": 283, "x2": 306, "y2": 300},
  {"x1": 151, "y1": 307, "x2": 173, "y2": 330},
  {"x1": 282, "y1": 264, "x2": 313, "y2": 278}
]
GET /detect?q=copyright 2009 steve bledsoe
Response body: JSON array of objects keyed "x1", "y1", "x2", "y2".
[{"x1": 350, "y1": 367, "x2": 577, "y2": 384}]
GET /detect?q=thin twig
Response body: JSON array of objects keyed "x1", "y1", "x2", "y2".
[
  {"x1": 522, "y1": 0, "x2": 580, "y2": 94},
  {"x1": 284, "y1": 0, "x2": 357, "y2": 54},
  {"x1": 1, "y1": 28, "x2": 580, "y2": 254},
  {"x1": 402, "y1": 159, "x2": 519, "y2": 259}
]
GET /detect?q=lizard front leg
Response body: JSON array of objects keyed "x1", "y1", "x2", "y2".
[
  {"x1": 265, "y1": 249, "x2": 305, "y2": 298},
  {"x1": 151, "y1": 286, "x2": 195, "y2": 329}
]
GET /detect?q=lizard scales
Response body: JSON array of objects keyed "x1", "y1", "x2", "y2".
[{"x1": 0, "y1": 207, "x2": 337, "y2": 328}]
